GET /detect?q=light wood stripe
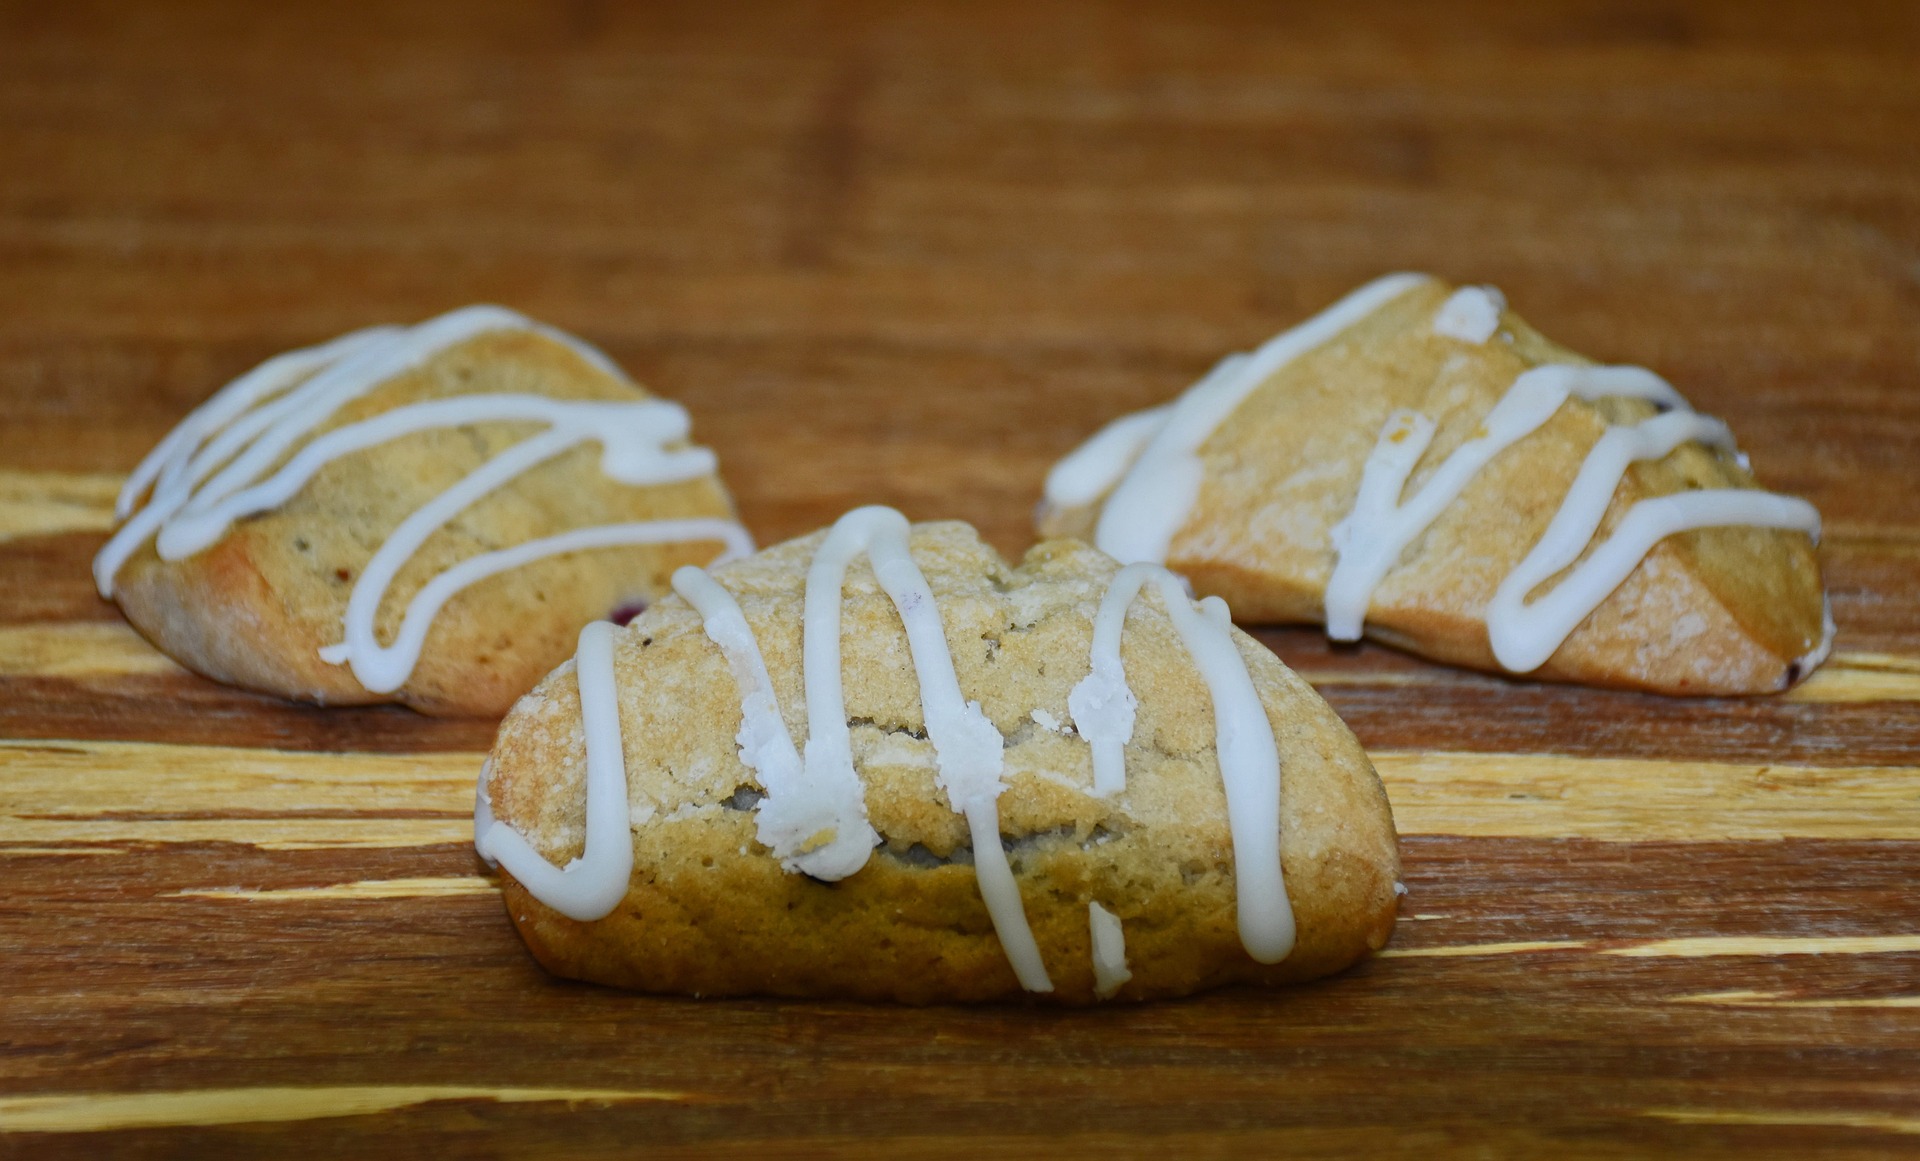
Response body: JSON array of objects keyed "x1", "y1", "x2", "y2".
[
  {"x1": 1377, "y1": 751, "x2": 1920, "y2": 841},
  {"x1": 1290, "y1": 671, "x2": 1442, "y2": 688},
  {"x1": 5, "y1": 739, "x2": 1920, "y2": 851},
  {"x1": 1825, "y1": 521, "x2": 1920, "y2": 547},
  {"x1": 1376, "y1": 940, "x2": 1587, "y2": 959},
  {"x1": 0, "y1": 739, "x2": 477, "y2": 814},
  {"x1": 0, "y1": 739, "x2": 478, "y2": 850},
  {"x1": 1671, "y1": 990, "x2": 1920, "y2": 1008},
  {"x1": 0, "y1": 818, "x2": 472, "y2": 850},
  {"x1": 1299, "y1": 651, "x2": 1920, "y2": 703},
  {"x1": 0, "y1": 1086, "x2": 687, "y2": 1133},
  {"x1": 0, "y1": 623, "x2": 181, "y2": 677},
  {"x1": 174, "y1": 876, "x2": 499, "y2": 900},
  {"x1": 0, "y1": 469, "x2": 120, "y2": 543},
  {"x1": 1382, "y1": 936, "x2": 1920, "y2": 963},
  {"x1": 1606, "y1": 935, "x2": 1920, "y2": 958},
  {"x1": 1386, "y1": 937, "x2": 1920, "y2": 962},
  {"x1": 1786, "y1": 652, "x2": 1920, "y2": 703},
  {"x1": 1644, "y1": 1108, "x2": 1920, "y2": 1136}
]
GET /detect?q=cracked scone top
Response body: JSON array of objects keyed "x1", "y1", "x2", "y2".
[
  {"x1": 96, "y1": 307, "x2": 751, "y2": 716},
  {"x1": 477, "y1": 510, "x2": 1399, "y2": 1004},
  {"x1": 1040, "y1": 276, "x2": 1829, "y2": 696}
]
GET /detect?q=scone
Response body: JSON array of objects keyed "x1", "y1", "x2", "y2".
[
  {"x1": 96, "y1": 307, "x2": 751, "y2": 716},
  {"x1": 477, "y1": 507, "x2": 1399, "y2": 1004},
  {"x1": 1039, "y1": 275, "x2": 1829, "y2": 695}
]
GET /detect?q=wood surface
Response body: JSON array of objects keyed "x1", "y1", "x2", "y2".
[{"x1": 3, "y1": 0, "x2": 1919, "y2": 1156}]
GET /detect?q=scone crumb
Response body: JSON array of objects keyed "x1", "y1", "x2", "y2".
[{"x1": 1029, "y1": 708, "x2": 1072, "y2": 734}]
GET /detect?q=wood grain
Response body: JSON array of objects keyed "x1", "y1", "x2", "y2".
[
  {"x1": 3, "y1": 0, "x2": 1918, "y2": 1156},
  {"x1": 0, "y1": 1088, "x2": 686, "y2": 1134}
]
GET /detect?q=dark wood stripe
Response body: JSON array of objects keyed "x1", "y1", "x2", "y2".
[
  {"x1": 0, "y1": 534, "x2": 117, "y2": 629},
  {"x1": 3, "y1": 837, "x2": 1917, "y2": 1154},
  {"x1": 0, "y1": 676, "x2": 499, "y2": 753},
  {"x1": 8, "y1": 834, "x2": 1916, "y2": 941},
  {"x1": 1318, "y1": 679, "x2": 1920, "y2": 765}
]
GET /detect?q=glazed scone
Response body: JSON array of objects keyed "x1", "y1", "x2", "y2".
[
  {"x1": 477, "y1": 509, "x2": 1399, "y2": 1004},
  {"x1": 96, "y1": 307, "x2": 750, "y2": 716},
  {"x1": 1039, "y1": 275, "x2": 1829, "y2": 696}
]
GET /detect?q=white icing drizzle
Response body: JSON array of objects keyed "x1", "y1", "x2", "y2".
[
  {"x1": 1087, "y1": 901, "x2": 1131, "y2": 999},
  {"x1": 800, "y1": 507, "x2": 1049, "y2": 992},
  {"x1": 669, "y1": 564, "x2": 872, "y2": 880},
  {"x1": 1068, "y1": 563, "x2": 1295, "y2": 964},
  {"x1": 473, "y1": 758, "x2": 498, "y2": 862},
  {"x1": 474, "y1": 620, "x2": 634, "y2": 921},
  {"x1": 113, "y1": 326, "x2": 403, "y2": 523},
  {"x1": 1042, "y1": 405, "x2": 1171, "y2": 510},
  {"x1": 1329, "y1": 358, "x2": 1822, "y2": 672},
  {"x1": 1079, "y1": 273, "x2": 1432, "y2": 566},
  {"x1": 1328, "y1": 365, "x2": 1679, "y2": 642},
  {"x1": 1067, "y1": 585, "x2": 1141, "y2": 799},
  {"x1": 546, "y1": 508, "x2": 1051, "y2": 991},
  {"x1": 1485, "y1": 410, "x2": 1821, "y2": 672},
  {"x1": 1432, "y1": 285, "x2": 1507, "y2": 343},
  {"x1": 96, "y1": 305, "x2": 753, "y2": 695},
  {"x1": 476, "y1": 513, "x2": 1303, "y2": 986}
]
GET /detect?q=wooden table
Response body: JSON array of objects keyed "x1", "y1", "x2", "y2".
[{"x1": 3, "y1": 2, "x2": 1917, "y2": 1155}]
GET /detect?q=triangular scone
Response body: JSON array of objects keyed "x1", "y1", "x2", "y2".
[
  {"x1": 1039, "y1": 276, "x2": 1828, "y2": 696},
  {"x1": 478, "y1": 511, "x2": 1399, "y2": 1004},
  {"x1": 99, "y1": 307, "x2": 749, "y2": 716}
]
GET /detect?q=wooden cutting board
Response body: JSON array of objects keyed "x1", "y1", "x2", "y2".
[{"x1": 3, "y1": 2, "x2": 1916, "y2": 1155}]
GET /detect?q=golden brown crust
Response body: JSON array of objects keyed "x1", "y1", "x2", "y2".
[
  {"x1": 485, "y1": 523, "x2": 1400, "y2": 1004},
  {"x1": 110, "y1": 327, "x2": 740, "y2": 717},
  {"x1": 1038, "y1": 279, "x2": 1826, "y2": 696}
]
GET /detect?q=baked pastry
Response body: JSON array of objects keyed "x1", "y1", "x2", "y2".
[
  {"x1": 95, "y1": 307, "x2": 751, "y2": 716},
  {"x1": 476, "y1": 508, "x2": 1399, "y2": 1004},
  {"x1": 1039, "y1": 275, "x2": 1830, "y2": 695}
]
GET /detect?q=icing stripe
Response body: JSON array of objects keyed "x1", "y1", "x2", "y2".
[
  {"x1": 474, "y1": 620, "x2": 634, "y2": 921},
  {"x1": 1088, "y1": 273, "x2": 1432, "y2": 566},
  {"x1": 1088, "y1": 901, "x2": 1131, "y2": 999},
  {"x1": 1065, "y1": 566, "x2": 1143, "y2": 798},
  {"x1": 1327, "y1": 364, "x2": 1682, "y2": 642},
  {"x1": 664, "y1": 510, "x2": 1051, "y2": 991},
  {"x1": 1487, "y1": 419, "x2": 1821, "y2": 672},
  {"x1": 318, "y1": 518, "x2": 752, "y2": 693},
  {"x1": 1432, "y1": 285, "x2": 1506, "y2": 343},
  {"x1": 1329, "y1": 356, "x2": 1820, "y2": 673},
  {"x1": 1042, "y1": 405, "x2": 1171, "y2": 510},
  {"x1": 801, "y1": 507, "x2": 1049, "y2": 992},
  {"x1": 113, "y1": 326, "x2": 402, "y2": 522},
  {"x1": 151, "y1": 395, "x2": 709, "y2": 560},
  {"x1": 668, "y1": 565, "x2": 867, "y2": 879},
  {"x1": 1068, "y1": 563, "x2": 1295, "y2": 964},
  {"x1": 482, "y1": 514, "x2": 1295, "y2": 988},
  {"x1": 108, "y1": 307, "x2": 619, "y2": 590},
  {"x1": 97, "y1": 306, "x2": 752, "y2": 696}
]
